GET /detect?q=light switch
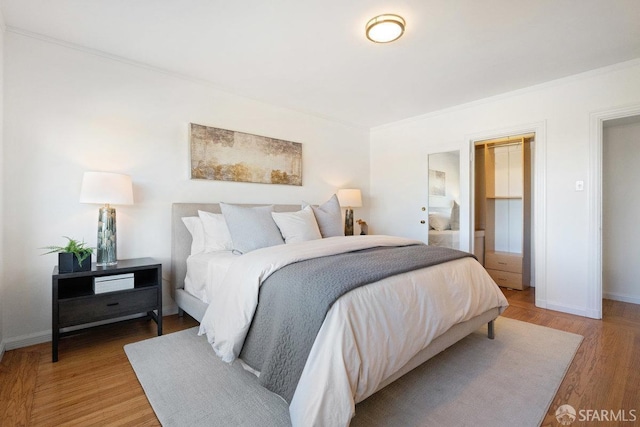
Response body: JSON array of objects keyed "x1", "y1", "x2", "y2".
[{"x1": 575, "y1": 180, "x2": 584, "y2": 191}]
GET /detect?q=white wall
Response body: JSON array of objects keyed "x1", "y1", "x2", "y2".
[
  {"x1": 603, "y1": 120, "x2": 640, "y2": 304},
  {"x1": 0, "y1": 14, "x2": 5, "y2": 360},
  {"x1": 370, "y1": 60, "x2": 640, "y2": 317},
  {"x1": 2, "y1": 32, "x2": 370, "y2": 347}
]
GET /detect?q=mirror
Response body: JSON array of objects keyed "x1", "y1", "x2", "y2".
[{"x1": 427, "y1": 151, "x2": 461, "y2": 249}]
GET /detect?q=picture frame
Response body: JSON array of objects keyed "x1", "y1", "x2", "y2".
[{"x1": 189, "y1": 123, "x2": 302, "y2": 186}]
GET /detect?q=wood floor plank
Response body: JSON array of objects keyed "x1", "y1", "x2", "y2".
[
  {"x1": 0, "y1": 292, "x2": 638, "y2": 426},
  {"x1": 0, "y1": 350, "x2": 40, "y2": 426}
]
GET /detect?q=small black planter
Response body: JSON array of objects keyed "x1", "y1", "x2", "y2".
[{"x1": 58, "y1": 252, "x2": 92, "y2": 273}]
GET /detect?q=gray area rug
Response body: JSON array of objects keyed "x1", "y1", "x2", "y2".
[{"x1": 125, "y1": 317, "x2": 582, "y2": 427}]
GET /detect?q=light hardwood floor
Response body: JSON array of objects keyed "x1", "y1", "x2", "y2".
[
  {"x1": 1, "y1": 289, "x2": 638, "y2": 426},
  {"x1": 0, "y1": 314, "x2": 199, "y2": 426}
]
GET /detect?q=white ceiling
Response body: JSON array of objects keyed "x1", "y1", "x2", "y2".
[{"x1": 1, "y1": 0, "x2": 639, "y2": 128}]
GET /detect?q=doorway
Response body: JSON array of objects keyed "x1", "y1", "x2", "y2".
[
  {"x1": 473, "y1": 134, "x2": 534, "y2": 291},
  {"x1": 589, "y1": 105, "x2": 640, "y2": 319},
  {"x1": 468, "y1": 122, "x2": 545, "y2": 307},
  {"x1": 602, "y1": 115, "x2": 640, "y2": 305}
]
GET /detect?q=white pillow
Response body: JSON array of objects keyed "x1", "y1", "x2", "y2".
[
  {"x1": 197, "y1": 210, "x2": 233, "y2": 252},
  {"x1": 305, "y1": 194, "x2": 344, "y2": 237},
  {"x1": 220, "y1": 203, "x2": 285, "y2": 254},
  {"x1": 272, "y1": 206, "x2": 322, "y2": 244},
  {"x1": 429, "y1": 212, "x2": 451, "y2": 231},
  {"x1": 181, "y1": 216, "x2": 206, "y2": 255}
]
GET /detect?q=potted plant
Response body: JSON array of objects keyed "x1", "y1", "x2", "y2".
[{"x1": 42, "y1": 237, "x2": 94, "y2": 273}]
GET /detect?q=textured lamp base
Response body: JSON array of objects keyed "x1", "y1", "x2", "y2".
[
  {"x1": 97, "y1": 206, "x2": 117, "y2": 266},
  {"x1": 344, "y1": 208, "x2": 354, "y2": 236}
]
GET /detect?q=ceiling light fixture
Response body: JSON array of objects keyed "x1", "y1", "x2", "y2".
[{"x1": 366, "y1": 14, "x2": 406, "y2": 43}]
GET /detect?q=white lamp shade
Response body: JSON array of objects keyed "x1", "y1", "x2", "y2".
[
  {"x1": 337, "y1": 189, "x2": 362, "y2": 208},
  {"x1": 79, "y1": 172, "x2": 134, "y2": 205}
]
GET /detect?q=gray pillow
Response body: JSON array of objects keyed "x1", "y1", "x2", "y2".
[
  {"x1": 220, "y1": 203, "x2": 284, "y2": 254},
  {"x1": 308, "y1": 194, "x2": 344, "y2": 237}
]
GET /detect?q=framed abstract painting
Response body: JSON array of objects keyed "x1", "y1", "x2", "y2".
[{"x1": 189, "y1": 123, "x2": 302, "y2": 186}]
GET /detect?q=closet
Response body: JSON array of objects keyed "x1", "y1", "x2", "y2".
[{"x1": 475, "y1": 135, "x2": 532, "y2": 290}]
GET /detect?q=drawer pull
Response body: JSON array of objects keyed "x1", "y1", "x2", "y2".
[
  {"x1": 498, "y1": 262, "x2": 507, "y2": 265},
  {"x1": 107, "y1": 302, "x2": 120, "y2": 307}
]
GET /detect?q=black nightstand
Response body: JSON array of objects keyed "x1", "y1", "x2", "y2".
[{"x1": 52, "y1": 257, "x2": 162, "y2": 362}]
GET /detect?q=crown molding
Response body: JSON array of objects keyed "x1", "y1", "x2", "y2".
[
  {"x1": 372, "y1": 57, "x2": 640, "y2": 132},
  {"x1": 4, "y1": 25, "x2": 242, "y2": 90},
  {"x1": 5, "y1": 26, "x2": 367, "y2": 131}
]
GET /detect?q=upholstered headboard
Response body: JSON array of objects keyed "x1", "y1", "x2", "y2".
[{"x1": 170, "y1": 203, "x2": 302, "y2": 299}]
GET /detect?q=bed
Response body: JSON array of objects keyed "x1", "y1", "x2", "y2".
[{"x1": 170, "y1": 202, "x2": 508, "y2": 426}]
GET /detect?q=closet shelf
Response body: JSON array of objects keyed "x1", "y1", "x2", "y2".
[{"x1": 486, "y1": 196, "x2": 523, "y2": 200}]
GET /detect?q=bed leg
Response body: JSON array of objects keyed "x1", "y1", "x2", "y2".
[
  {"x1": 487, "y1": 320, "x2": 495, "y2": 339},
  {"x1": 178, "y1": 308, "x2": 184, "y2": 317}
]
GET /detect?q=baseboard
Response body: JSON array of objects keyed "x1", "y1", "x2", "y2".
[
  {"x1": 0, "y1": 339, "x2": 6, "y2": 362},
  {"x1": 4, "y1": 307, "x2": 179, "y2": 351},
  {"x1": 4, "y1": 330, "x2": 51, "y2": 351},
  {"x1": 544, "y1": 301, "x2": 591, "y2": 318},
  {"x1": 603, "y1": 292, "x2": 640, "y2": 305}
]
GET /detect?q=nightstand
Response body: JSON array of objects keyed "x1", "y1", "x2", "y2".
[{"x1": 52, "y1": 257, "x2": 162, "y2": 362}]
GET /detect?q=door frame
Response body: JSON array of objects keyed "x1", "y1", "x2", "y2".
[
  {"x1": 467, "y1": 121, "x2": 547, "y2": 308},
  {"x1": 588, "y1": 104, "x2": 640, "y2": 319}
]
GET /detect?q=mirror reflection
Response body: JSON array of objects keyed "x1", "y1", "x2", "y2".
[{"x1": 427, "y1": 151, "x2": 460, "y2": 250}]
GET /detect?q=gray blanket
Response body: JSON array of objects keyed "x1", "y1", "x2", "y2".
[{"x1": 239, "y1": 244, "x2": 474, "y2": 403}]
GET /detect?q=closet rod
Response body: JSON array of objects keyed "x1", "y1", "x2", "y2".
[
  {"x1": 485, "y1": 141, "x2": 522, "y2": 148},
  {"x1": 475, "y1": 133, "x2": 534, "y2": 146}
]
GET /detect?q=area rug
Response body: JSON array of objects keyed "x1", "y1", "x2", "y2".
[{"x1": 125, "y1": 317, "x2": 582, "y2": 426}]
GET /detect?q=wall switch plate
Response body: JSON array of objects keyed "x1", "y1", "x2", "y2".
[{"x1": 575, "y1": 180, "x2": 584, "y2": 191}]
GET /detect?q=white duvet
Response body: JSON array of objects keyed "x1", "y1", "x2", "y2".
[
  {"x1": 184, "y1": 251, "x2": 236, "y2": 304},
  {"x1": 198, "y1": 235, "x2": 508, "y2": 426}
]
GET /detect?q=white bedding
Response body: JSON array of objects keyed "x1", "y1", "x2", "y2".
[
  {"x1": 184, "y1": 251, "x2": 236, "y2": 304},
  {"x1": 197, "y1": 235, "x2": 508, "y2": 426}
]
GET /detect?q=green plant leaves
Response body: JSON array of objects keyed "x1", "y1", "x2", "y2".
[{"x1": 41, "y1": 237, "x2": 94, "y2": 266}]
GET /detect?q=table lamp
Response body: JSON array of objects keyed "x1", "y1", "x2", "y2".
[
  {"x1": 337, "y1": 189, "x2": 362, "y2": 236},
  {"x1": 79, "y1": 171, "x2": 133, "y2": 266}
]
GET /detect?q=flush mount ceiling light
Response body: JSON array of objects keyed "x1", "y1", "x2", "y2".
[{"x1": 366, "y1": 14, "x2": 406, "y2": 43}]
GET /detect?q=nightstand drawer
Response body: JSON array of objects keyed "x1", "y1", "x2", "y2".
[
  {"x1": 58, "y1": 287, "x2": 158, "y2": 327},
  {"x1": 485, "y1": 252, "x2": 522, "y2": 273}
]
